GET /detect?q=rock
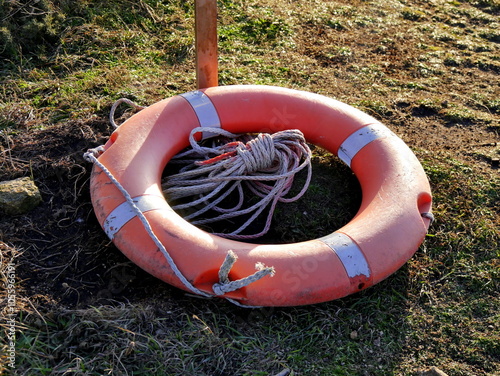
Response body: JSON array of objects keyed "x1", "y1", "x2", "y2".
[
  {"x1": 0, "y1": 177, "x2": 42, "y2": 215},
  {"x1": 418, "y1": 366, "x2": 449, "y2": 376},
  {"x1": 273, "y1": 369, "x2": 290, "y2": 376}
]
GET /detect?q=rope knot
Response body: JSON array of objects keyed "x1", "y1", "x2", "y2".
[
  {"x1": 212, "y1": 250, "x2": 275, "y2": 296},
  {"x1": 83, "y1": 146, "x2": 106, "y2": 162},
  {"x1": 236, "y1": 133, "x2": 276, "y2": 172}
]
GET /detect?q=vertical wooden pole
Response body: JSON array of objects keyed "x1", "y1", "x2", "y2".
[{"x1": 195, "y1": 0, "x2": 218, "y2": 89}]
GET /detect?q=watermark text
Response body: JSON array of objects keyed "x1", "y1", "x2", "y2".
[{"x1": 4, "y1": 261, "x2": 17, "y2": 369}]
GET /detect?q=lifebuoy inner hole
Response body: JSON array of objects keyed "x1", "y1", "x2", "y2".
[{"x1": 161, "y1": 142, "x2": 362, "y2": 244}]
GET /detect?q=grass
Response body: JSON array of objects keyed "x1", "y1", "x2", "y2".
[{"x1": 1, "y1": 0, "x2": 499, "y2": 375}]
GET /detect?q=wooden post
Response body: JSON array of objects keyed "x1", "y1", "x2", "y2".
[{"x1": 195, "y1": 0, "x2": 218, "y2": 89}]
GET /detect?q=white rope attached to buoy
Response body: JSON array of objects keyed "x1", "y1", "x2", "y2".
[
  {"x1": 84, "y1": 145, "x2": 274, "y2": 308},
  {"x1": 83, "y1": 98, "x2": 313, "y2": 306},
  {"x1": 109, "y1": 98, "x2": 145, "y2": 129}
]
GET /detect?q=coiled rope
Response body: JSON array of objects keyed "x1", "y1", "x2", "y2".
[
  {"x1": 109, "y1": 98, "x2": 313, "y2": 239},
  {"x1": 163, "y1": 126, "x2": 312, "y2": 239}
]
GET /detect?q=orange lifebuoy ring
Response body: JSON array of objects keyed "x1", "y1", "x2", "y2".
[{"x1": 88, "y1": 85, "x2": 432, "y2": 307}]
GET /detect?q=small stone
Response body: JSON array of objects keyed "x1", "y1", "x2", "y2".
[
  {"x1": 0, "y1": 177, "x2": 42, "y2": 215},
  {"x1": 419, "y1": 366, "x2": 449, "y2": 376}
]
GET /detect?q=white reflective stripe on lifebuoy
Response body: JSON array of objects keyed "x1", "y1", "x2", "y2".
[
  {"x1": 180, "y1": 90, "x2": 221, "y2": 139},
  {"x1": 320, "y1": 232, "x2": 371, "y2": 279},
  {"x1": 337, "y1": 123, "x2": 394, "y2": 167},
  {"x1": 103, "y1": 195, "x2": 170, "y2": 240}
]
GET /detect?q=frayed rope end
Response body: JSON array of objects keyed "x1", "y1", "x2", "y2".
[{"x1": 213, "y1": 250, "x2": 275, "y2": 296}]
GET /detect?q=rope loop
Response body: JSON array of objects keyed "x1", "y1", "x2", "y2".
[
  {"x1": 109, "y1": 98, "x2": 145, "y2": 128},
  {"x1": 84, "y1": 146, "x2": 273, "y2": 306},
  {"x1": 84, "y1": 147, "x2": 213, "y2": 299}
]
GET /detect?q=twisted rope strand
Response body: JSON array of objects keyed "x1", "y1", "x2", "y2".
[{"x1": 84, "y1": 147, "x2": 212, "y2": 298}]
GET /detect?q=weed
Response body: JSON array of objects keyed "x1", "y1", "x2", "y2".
[
  {"x1": 443, "y1": 105, "x2": 478, "y2": 124},
  {"x1": 401, "y1": 8, "x2": 427, "y2": 22}
]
